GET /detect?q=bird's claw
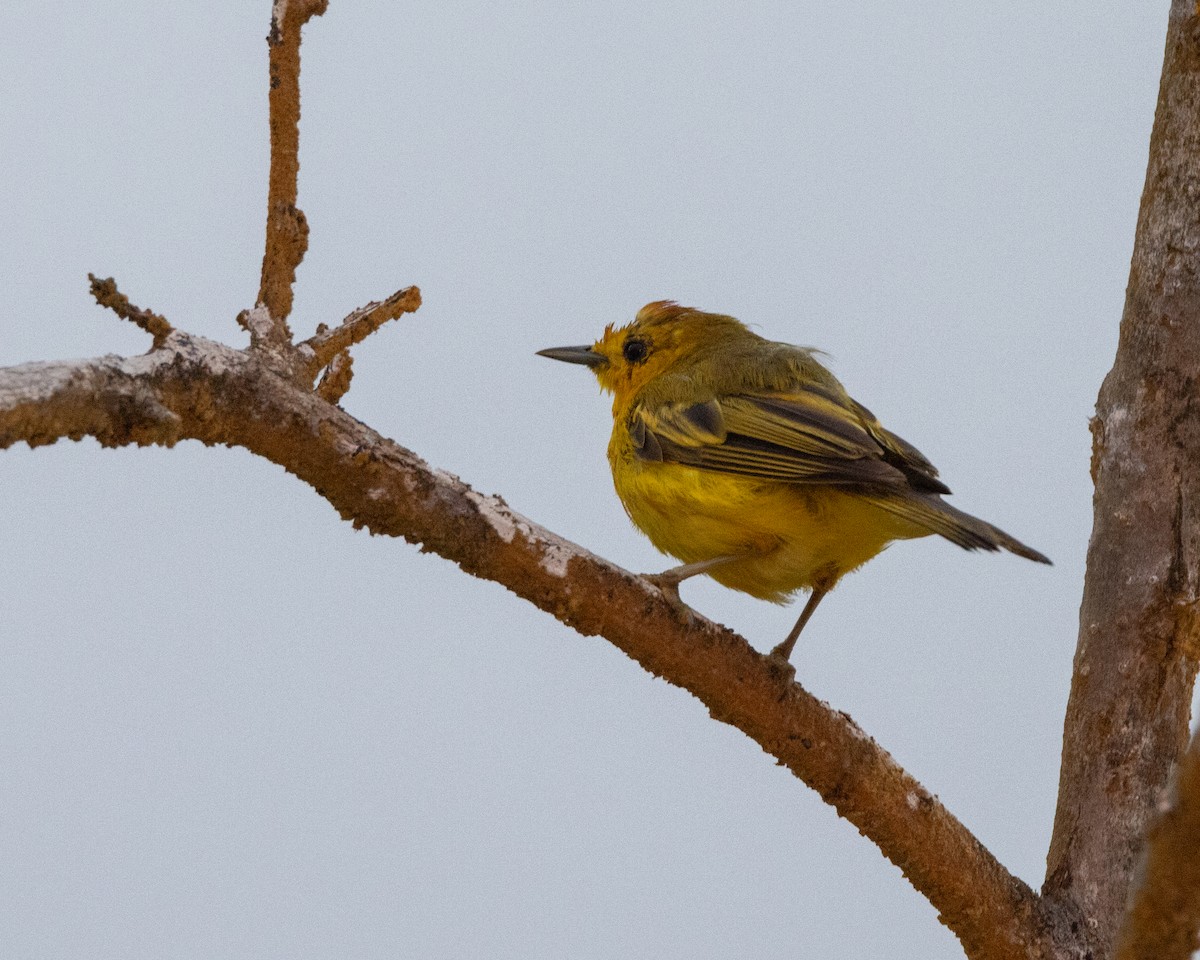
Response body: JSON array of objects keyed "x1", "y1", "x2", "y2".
[
  {"x1": 641, "y1": 572, "x2": 696, "y2": 623},
  {"x1": 766, "y1": 648, "x2": 797, "y2": 684}
]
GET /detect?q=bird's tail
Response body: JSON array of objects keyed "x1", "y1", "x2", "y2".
[{"x1": 867, "y1": 494, "x2": 1051, "y2": 565}]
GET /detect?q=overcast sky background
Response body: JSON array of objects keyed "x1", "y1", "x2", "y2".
[{"x1": 0, "y1": 3, "x2": 1167, "y2": 958}]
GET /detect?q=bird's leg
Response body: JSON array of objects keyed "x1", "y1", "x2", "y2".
[
  {"x1": 769, "y1": 583, "x2": 831, "y2": 664},
  {"x1": 642, "y1": 555, "x2": 737, "y2": 620}
]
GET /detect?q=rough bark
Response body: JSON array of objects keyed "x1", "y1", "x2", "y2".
[{"x1": 1044, "y1": 0, "x2": 1200, "y2": 951}]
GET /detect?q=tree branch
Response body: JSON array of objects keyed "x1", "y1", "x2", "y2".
[
  {"x1": 315, "y1": 348, "x2": 353, "y2": 404},
  {"x1": 88, "y1": 274, "x2": 173, "y2": 347},
  {"x1": 1044, "y1": 1, "x2": 1200, "y2": 949},
  {"x1": 255, "y1": 0, "x2": 328, "y2": 343},
  {"x1": 0, "y1": 338, "x2": 1061, "y2": 960},
  {"x1": 1116, "y1": 724, "x2": 1200, "y2": 959},
  {"x1": 301, "y1": 285, "x2": 422, "y2": 375}
]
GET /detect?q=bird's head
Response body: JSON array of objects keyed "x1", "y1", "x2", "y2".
[{"x1": 538, "y1": 301, "x2": 753, "y2": 409}]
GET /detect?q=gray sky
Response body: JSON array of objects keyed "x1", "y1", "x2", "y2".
[{"x1": 0, "y1": 2, "x2": 1163, "y2": 957}]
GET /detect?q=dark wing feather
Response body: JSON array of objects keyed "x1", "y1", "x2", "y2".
[
  {"x1": 626, "y1": 382, "x2": 1050, "y2": 562},
  {"x1": 849, "y1": 399, "x2": 950, "y2": 494},
  {"x1": 629, "y1": 385, "x2": 943, "y2": 492}
]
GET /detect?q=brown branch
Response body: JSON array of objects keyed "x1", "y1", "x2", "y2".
[
  {"x1": 255, "y1": 0, "x2": 328, "y2": 342},
  {"x1": 302, "y1": 285, "x2": 422, "y2": 374},
  {"x1": 315, "y1": 349, "x2": 353, "y2": 404},
  {"x1": 1116, "y1": 725, "x2": 1200, "y2": 959},
  {"x1": 1044, "y1": 0, "x2": 1200, "y2": 950},
  {"x1": 88, "y1": 274, "x2": 173, "y2": 347},
  {"x1": 0, "y1": 338, "x2": 1064, "y2": 960}
]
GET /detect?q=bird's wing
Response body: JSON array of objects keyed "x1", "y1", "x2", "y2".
[{"x1": 629, "y1": 384, "x2": 950, "y2": 494}]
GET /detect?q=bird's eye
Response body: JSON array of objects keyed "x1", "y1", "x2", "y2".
[{"x1": 622, "y1": 338, "x2": 649, "y2": 364}]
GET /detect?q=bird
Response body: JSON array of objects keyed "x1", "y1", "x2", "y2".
[{"x1": 537, "y1": 301, "x2": 1050, "y2": 663}]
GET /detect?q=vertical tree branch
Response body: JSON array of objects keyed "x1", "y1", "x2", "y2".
[
  {"x1": 1044, "y1": 0, "x2": 1200, "y2": 949},
  {"x1": 255, "y1": 0, "x2": 328, "y2": 344},
  {"x1": 1115, "y1": 724, "x2": 1200, "y2": 960}
]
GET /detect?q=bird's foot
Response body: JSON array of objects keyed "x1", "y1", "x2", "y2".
[
  {"x1": 764, "y1": 582, "x2": 829, "y2": 679},
  {"x1": 766, "y1": 646, "x2": 797, "y2": 684},
  {"x1": 641, "y1": 572, "x2": 696, "y2": 624}
]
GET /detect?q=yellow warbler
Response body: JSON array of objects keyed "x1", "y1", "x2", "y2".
[{"x1": 538, "y1": 301, "x2": 1050, "y2": 662}]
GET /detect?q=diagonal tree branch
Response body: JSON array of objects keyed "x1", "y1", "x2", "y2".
[
  {"x1": 1116, "y1": 724, "x2": 1200, "y2": 959},
  {"x1": 301, "y1": 285, "x2": 422, "y2": 375},
  {"x1": 0, "y1": 337, "x2": 1062, "y2": 960},
  {"x1": 88, "y1": 274, "x2": 173, "y2": 347},
  {"x1": 1044, "y1": 1, "x2": 1200, "y2": 949}
]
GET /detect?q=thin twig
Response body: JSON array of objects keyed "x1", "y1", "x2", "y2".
[
  {"x1": 303, "y1": 285, "x2": 421, "y2": 374},
  {"x1": 1115, "y1": 726, "x2": 1200, "y2": 960},
  {"x1": 255, "y1": 0, "x2": 328, "y2": 342},
  {"x1": 87, "y1": 274, "x2": 173, "y2": 348}
]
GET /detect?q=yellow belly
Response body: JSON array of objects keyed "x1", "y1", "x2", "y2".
[{"x1": 609, "y1": 435, "x2": 928, "y2": 603}]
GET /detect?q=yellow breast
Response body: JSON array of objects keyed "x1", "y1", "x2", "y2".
[{"x1": 607, "y1": 425, "x2": 927, "y2": 602}]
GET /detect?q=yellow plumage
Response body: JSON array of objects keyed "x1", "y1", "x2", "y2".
[
  {"x1": 538, "y1": 301, "x2": 1049, "y2": 661},
  {"x1": 607, "y1": 445, "x2": 925, "y2": 603}
]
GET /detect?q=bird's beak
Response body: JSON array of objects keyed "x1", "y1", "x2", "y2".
[{"x1": 536, "y1": 345, "x2": 606, "y2": 367}]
